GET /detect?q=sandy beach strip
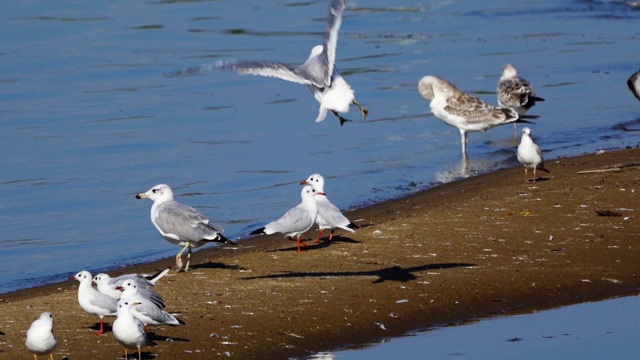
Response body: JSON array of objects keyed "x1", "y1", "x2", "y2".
[{"x1": 1, "y1": 147, "x2": 639, "y2": 359}]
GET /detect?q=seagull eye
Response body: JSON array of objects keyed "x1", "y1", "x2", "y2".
[{"x1": 152, "y1": 189, "x2": 158, "y2": 193}]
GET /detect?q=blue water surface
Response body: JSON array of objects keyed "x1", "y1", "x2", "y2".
[
  {"x1": 1, "y1": 0, "x2": 640, "y2": 293},
  {"x1": 309, "y1": 295, "x2": 640, "y2": 360}
]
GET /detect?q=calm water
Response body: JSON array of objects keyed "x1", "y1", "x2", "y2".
[
  {"x1": 2, "y1": 0, "x2": 640, "y2": 293},
  {"x1": 308, "y1": 295, "x2": 640, "y2": 360}
]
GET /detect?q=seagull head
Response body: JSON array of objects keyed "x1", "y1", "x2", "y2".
[
  {"x1": 300, "y1": 173, "x2": 325, "y2": 193},
  {"x1": 71, "y1": 270, "x2": 92, "y2": 284},
  {"x1": 501, "y1": 64, "x2": 518, "y2": 80},
  {"x1": 136, "y1": 184, "x2": 174, "y2": 203}
]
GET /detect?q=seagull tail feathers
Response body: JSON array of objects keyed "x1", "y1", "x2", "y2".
[{"x1": 146, "y1": 267, "x2": 171, "y2": 284}]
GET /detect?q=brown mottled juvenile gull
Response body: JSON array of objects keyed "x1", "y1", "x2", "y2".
[
  {"x1": 419, "y1": 75, "x2": 536, "y2": 158},
  {"x1": 497, "y1": 64, "x2": 545, "y2": 129}
]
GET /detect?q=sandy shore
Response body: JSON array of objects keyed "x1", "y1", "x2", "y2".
[{"x1": 2, "y1": 148, "x2": 640, "y2": 359}]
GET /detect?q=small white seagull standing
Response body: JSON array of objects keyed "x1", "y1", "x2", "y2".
[
  {"x1": 171, "y1": 0, "x2": 367, "y2": 126},
  {"x1": 250, "y1": 185, "x2": 318, "y2": 252},
  {"x1": 627, "y1": 68, "x2": 640, "y2": 102},
  {"x1": 71, "y1": 270, "x2": 117, "y2": 335},
  {"x1": 517, "y1": 127, "x2": 550, "y2": 182},
  {"x1": 93, "y1": 268, "x2": 170, "y2": 300},
  {"x1": 112, "y1": 300, "x2": 152, "y2": 360},
  {"x1": 418, "y1": 75, "x2": 537, "y2": 158},
  {"x1": 497, "y1": 64, "x2": 545, "y2": 128},
  {"x1": 25, "y1": 311, "x2": 57, "y2": 360},
  {"x1": 118, "y1": 280, "x2": 184, "y2": 327},
  {"x1": 136, "y1": 184, "x2": 236, "y2": 272},
  {"x1": 300, "y1": 173, "x2": 358, "y2": 243}
]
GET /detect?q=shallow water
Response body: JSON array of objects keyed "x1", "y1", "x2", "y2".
[
  {"x1": 1, "y1": 0, "x2": 640, "y2": 293},
  {"x1": 307, "y1": 295, "x2": 640, "y2": 360}
]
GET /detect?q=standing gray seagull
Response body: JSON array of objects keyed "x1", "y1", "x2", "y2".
[
  {"x1": 627, "y1": 68, "x2": 640, "y2": 102},
  {"x1": 419, "y1": 75, "x2": 537, "y2": 158},
  {"x1": 497, "y1": 64, "x2": 545, "y2": 129},
  {"x1": 171, "y1": 0, "x2": 367, "y2": 126},
  {"x1": 517, "y1": 127, "x2": 550, "y2": 182},
  {"x1": 136, "y1": 184, "x2": 236, "y2": 272}
]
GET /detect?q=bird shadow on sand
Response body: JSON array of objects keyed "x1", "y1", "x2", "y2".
[
  {"x1": 189, "y1": 262, "x2": 247, "y2": 271},
  {"x1": 115, "y1": 350, "x2": 155, "y2": 360},
  {"x1": 89, "y1": 323, "x2": 112, "y2": 334},
  {"x1": 266, "y1": 234, "x2": 362, "y2": 253},
  {"x1": 267, "y1": 235, "x2": 361, "y2": 252},
  {"x1": 148, "y1": 331, "x2": 190, "y2": 343},
  {"x1": 241, "y1": 263, "x2": 476, "y2": 284},
  {"x1": 527, "y1": 176, "x2": 551, "y2": 183}
]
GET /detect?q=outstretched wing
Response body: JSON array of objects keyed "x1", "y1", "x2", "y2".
[
  {"x1": 220, "y1": 60, "x2": 317, "y2": 86},
  {"x1": 322, "y1": 0, "x2": 346, "y2": 86}
]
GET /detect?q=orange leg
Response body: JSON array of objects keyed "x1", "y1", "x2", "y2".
[
  {"x1": 95, "y1": 317, "x2": 106, "y2": 335},
  {"x1": 297, "y1": 236, "x2": 308, "y2": 253},
  {"x1": 314, "y1": 229, "x2": 324, "y2": 244},
  {"x1": 328, "y1": 230, "x2": 336, "y2": 241}
]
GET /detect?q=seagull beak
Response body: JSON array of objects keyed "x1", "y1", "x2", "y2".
[
  {"x1": 300, "y1": 180, "x2": 309, "y2": 185},
  {"x1": 135, "y1": 193, "x2": 147, "y2": 199},
  {"x1": 132, "y1": 302, "x2": 142, "y2": 306},
  {"x1": 70, "y1": 276, "x2": 76, "y2": 280},
  {"x1": 116, "y1": 286, "x2": 124, "y2": 291}
]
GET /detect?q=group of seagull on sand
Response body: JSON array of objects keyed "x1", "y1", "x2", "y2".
[
  {"x1": 21, "y1": 0, "x2": 640, "y2": 358},
  {"x1": 24, "y1": 169, "x2": 361, "y2": 360}
]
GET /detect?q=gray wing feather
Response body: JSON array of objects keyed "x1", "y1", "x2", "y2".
[
  {"x1": 317, "y1": 199, "x2": 354, "y2": 231},
  {"x1": 91, "y1": 291, "x2": 118, "y2": 313},
  {"x1": 323, "y1": 0, "x2": 346, "y2": 85},
  {"x1": 219, "y1": 60, "x2": 317, "y2": 86},
  {"x1": 167, "y1": 60, "x2": 315, "y2": 87},
  {"x1": 267, "y1": 205, "x2": 312, "y2": 235},
  {"x1": 156, "y1": 201, "x2": 223, "y2": 242}
]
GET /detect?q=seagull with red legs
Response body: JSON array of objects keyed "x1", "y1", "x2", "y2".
[
  {"x1": 250, "y1": 185, "x2": 317, "y2": 252},
  {"x1": 71, "y1": 270, "x2": 117, "y2": 335},
  {"x1": 300, "y1": 173, "x2": 358, "y2": 243}
]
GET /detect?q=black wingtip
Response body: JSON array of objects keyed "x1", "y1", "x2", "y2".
[
  {"x1": 348, "y1": 222, "x2": 360, "y2": 230},
  {"x1": 516, "y1": 114, "x2": 538, "y2": 124},
  {"x1": 250, "y1": 227, "x2": 266, "y2": 235},
  {"x1": 217, "y1": 233, "x2": 237, "y2": 245}
]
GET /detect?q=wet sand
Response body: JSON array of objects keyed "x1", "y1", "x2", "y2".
[{"x1": 1, "y1": 148, "x2": 640, "y2": 359}]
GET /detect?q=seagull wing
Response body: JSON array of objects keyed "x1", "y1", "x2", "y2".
[
  {"x1": 219, "y1": 60, "x2": 317, "y2": 86},
  {"x1": 156, "y1": 201, "x2": 221, "y2": 242},
  {"x1": 444, "y1": 93, "x2": 500, "y2": 123},
  {"x1": 323, "y1": 0, "x2": 346, "y2": 86}
]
